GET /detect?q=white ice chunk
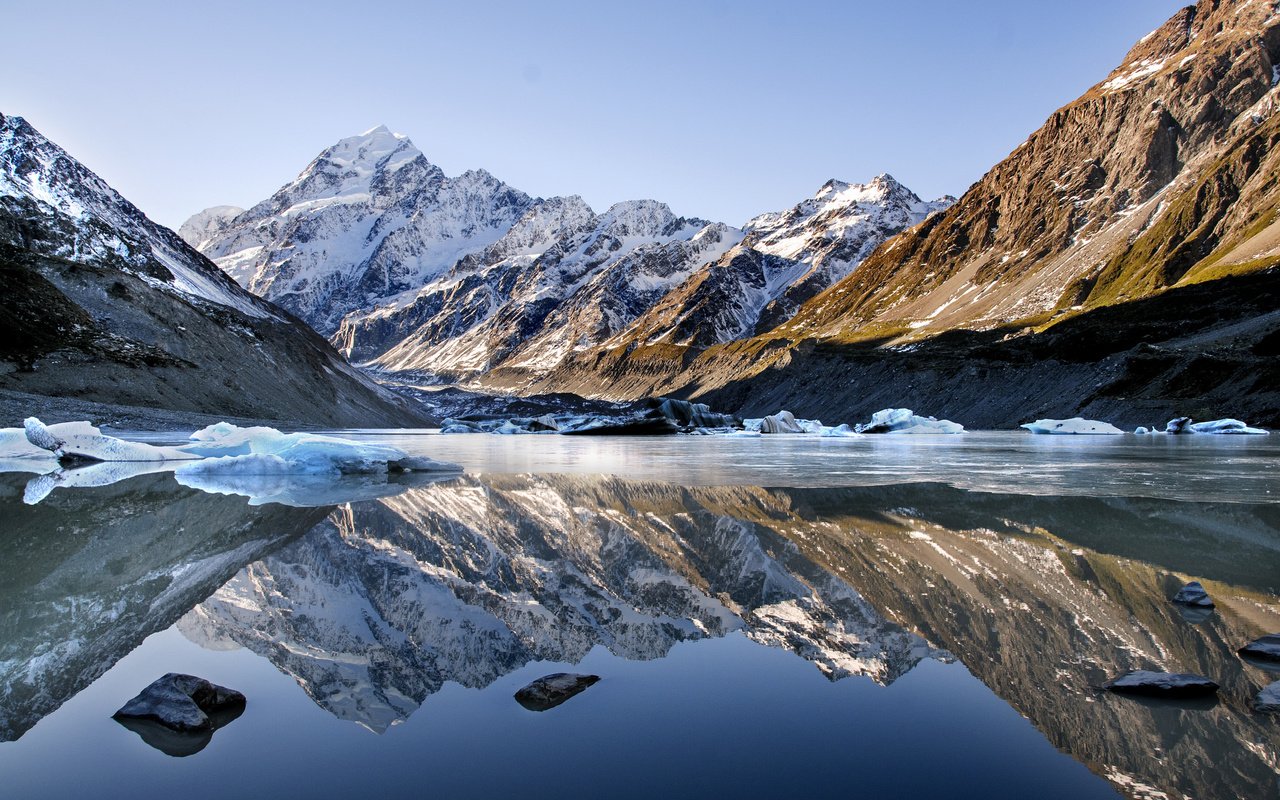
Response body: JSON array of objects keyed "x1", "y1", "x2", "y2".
[
  {"x1": 178, "y1": 423, "x2": 461, "y2": 474},
  {"x1": 759, "y1": 411, "x2": 806, "y2": 434},
  {"x1": 1186, "y1": 418, "x2": 1269, "y2": 435},
  {"x1": 1021, "y1": 418, "x2": 1124, "y2": 435},
  {"x1": 856, "y1": 408, "x2": 965, "y2": 434},
  {"x1": 22, "y1": 417, "x2": 196, "y2": 461}
]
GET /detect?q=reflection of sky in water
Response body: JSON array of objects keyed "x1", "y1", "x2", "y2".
[{"x1": 0, "y1": 437, "x2": 1276, "y2": 800}]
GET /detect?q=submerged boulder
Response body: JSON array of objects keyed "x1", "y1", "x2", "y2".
[
  {"x1": 514, "y1": 673, "x2": 600, "y2": 712},
  {"x1": 113, "y1": 673, "x2": 246, "y2": 732},
  {"x1": 1172, "y1": 581, "x2": 1214, "y2": 608},
  {"x1": 1238, "y1": 634, "x2": 1280, "y2": 668},
  {"x1": 1105, "y1": 670, "x2": 1219, "y2": 698}
]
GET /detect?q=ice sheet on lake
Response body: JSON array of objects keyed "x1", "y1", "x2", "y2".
[{"x1": 1021, "y1": 418, "x2": 1124, "y2": 435}]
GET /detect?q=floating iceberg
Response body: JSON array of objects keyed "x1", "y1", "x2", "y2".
[
  {"x1": 1187, "y1": 418, "x2": 1268, "y2": 435},
  {"x1": 855, "y1": 409, "x2": 964, "y2": 434},
  {"x1": 176, "y1": 423, "x2": 461, "y2": 475},
  {"x1": 743, "y1": 411, "x2": 834, "y2": 435},
  {"x1": 1, "y1": 418, "x2": 194, "y2": 462},
  {"x1": 1021, "y1": 418, "x2": 1124, "y2": 435},
  {"x1": 2, "y1": 418, "x2": 460, "y2": 477}
]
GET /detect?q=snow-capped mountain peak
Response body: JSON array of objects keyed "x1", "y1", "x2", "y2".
[{"x1": 188, "y1": 126, "x2": 534, "y2": 333}]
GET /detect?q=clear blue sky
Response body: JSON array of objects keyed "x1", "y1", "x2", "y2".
[{"x1": 3, "y1": 0, "x2": 1187, "y2": 230}]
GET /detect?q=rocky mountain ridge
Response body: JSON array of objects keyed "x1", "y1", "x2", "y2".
[
  {"x1": 522, "y1": 0, "x2": 1280, "y2": 427},
  {"x1": 186, "y1": 135, "x2": 950, "y2": 385},
  {"x1": 0, "y1": 113, "x2": 427, "y2": 426}
]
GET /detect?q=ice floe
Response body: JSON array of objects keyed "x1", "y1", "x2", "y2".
[
  {"x1": 3, "y1": 419, "x2": 462, "y2": 505},
  {"x1": 3, "y1": 418, "x2": 195, "y2": 461},
  {"x1": 1021, "y1": 418, "x2": 1124, "y2": 435},
  {"x1": 855, "y1": 408, "x2": 964, "y2": 434},
  {"x1": 1164, "y1": 416, "x2": 1268, "y2": 434}
]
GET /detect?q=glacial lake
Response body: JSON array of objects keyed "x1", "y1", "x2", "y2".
[{"x1": 1, "y1": 432, "x2": 1277, "y2": 799}]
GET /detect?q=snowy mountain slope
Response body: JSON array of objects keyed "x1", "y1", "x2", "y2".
[
  {"x1": 604, "y1": 175, "x2": 953, "y2": 350},
  {"x1": 526, "y1": 0, "x2": 1280, "y2": 425},
  {"x1": 0, "y1": 113, "x2": 427, "y2": 426},
  {"x1": 345, "y1": 202, "x2": 738, "y2": 379},
  {"x1": 187, "y1": 130, "x2": 946, "y2": 386},
  {"x1": 176, "y1": 204, "x2": 242, "y2": 251},
  {"x1": 188, "y1": 126, "x2": 536, "y2": 334},
  {"x1": 1, "y1": 115, "x2": 269, "y2": 319},
  {"x1": 343, "y1": 174, "x2": 945, "y2": 383}
]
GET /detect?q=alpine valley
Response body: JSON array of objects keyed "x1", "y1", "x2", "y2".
[{"x1": 0, "y1": 1, "x2": 1270, "y2": 430}]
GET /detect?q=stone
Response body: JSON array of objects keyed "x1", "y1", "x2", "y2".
[
  {"x1": 514, "y1": 673, "x2": 600, "y2": 712},
  {"x1": 1238, "y1": 634, "x2": 1280, "y2": 668},
  {"x1": 1256, "y1": 682, "x2": 1280, "y2": 713},
  {"x1": 113, "y1": 673, "x2": 246, "y2": 732},
  {"x1": 1171, "y1": 581, "x2": 1214, "y2": 608},
  {"x1": 1105, "y1": 670, "x2": 1219, "y2": 698}
]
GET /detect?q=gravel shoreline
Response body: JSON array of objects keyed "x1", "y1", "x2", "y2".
[{"x1": 0, "y1": 389, "x2": 335, "y2": 433}]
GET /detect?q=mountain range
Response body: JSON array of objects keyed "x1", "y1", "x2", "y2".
[
  {"x1": 2, "y1": 0, "x2": 1277, "y2": 428},
  {"x1": 182, "y1": 132, "x2": 950, "y2": 386},
  {"x1": 0, "y1": 114, "x2": 424, "y2": 426}
]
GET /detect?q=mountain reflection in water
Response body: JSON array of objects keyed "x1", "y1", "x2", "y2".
[{"x1": 1, "y1": 468, "x2": 1278, "y2": 799}]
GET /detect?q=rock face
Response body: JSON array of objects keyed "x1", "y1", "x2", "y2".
[
  {"x1": 526, "y1": 0, "x2": 1280, "y2": 428},
  {"x1": 597, "y1": 176, "x2": 952, "y2": 352},
  {"x1": 0, "y1": 114, "x2": 426, "y2": 426},
  {"x1": 513, "y1": 673, "x2": 600, "y2": 712},
  {"x1": 1105, "y1": 670, "x2": 1220, "y2": 699},
  {"x1": 113, "y1": 673, "x2": 245, "y2": 732}
]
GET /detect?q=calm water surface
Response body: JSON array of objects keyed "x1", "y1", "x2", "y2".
[{"x1": 1, "y1": 432, "x2": 1278, "y2": 799}]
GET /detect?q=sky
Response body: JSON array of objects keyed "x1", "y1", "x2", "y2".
[{"x1": 2, "y1": 0, "x2": 1189, "y2": 230}]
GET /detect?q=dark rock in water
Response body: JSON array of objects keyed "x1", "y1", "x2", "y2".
[
  {"x1": 1105, "y1": 670, "x2": 1219, "y2": 698},
  {"x1": 561, "y1": 417, "x2": 679, "y2": 436},
  {"x1": 1172, "y1": 580, "x2": 1214, "y2": 608},
  {"x1": 1238, "y1": 634, "x2": 1280, "y2": 668},
  {"x1": 1256, "y1": 682, "x2": 1280, "y2": 713},
  {"x1": 113, "y1": 673, "x2": 246, "y2": 733},
  {"x1": 514, "y1": 673, "x2": 600, "y2": 711}
]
